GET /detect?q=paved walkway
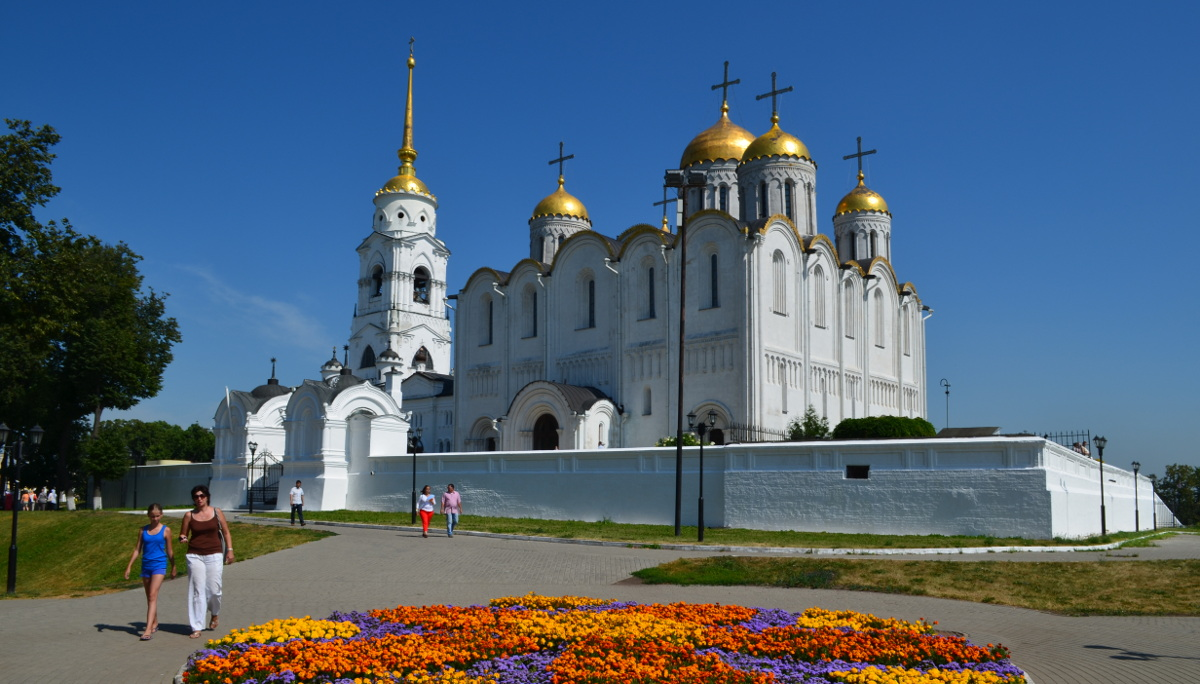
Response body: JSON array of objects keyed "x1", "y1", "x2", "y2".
[{"x1": 1, "y1": 522, "x2": 1197, "y2": 684}]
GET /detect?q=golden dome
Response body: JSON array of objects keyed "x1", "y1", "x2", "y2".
[
  {"x1": 679, "y1": 104, "x2": 755, "y2": 168},
  {"x1": 835, "y1": 171, "x2": 890, "y2": 216},
  {"x1": 531, "y1": 176, "x2": 590, "y2": 222},
  {"x1": 379, "y1": 171, "x2": 433, "y2": 197},
  {"x1": 742, "y1": 114, "x2": 812, "y2": 164}
]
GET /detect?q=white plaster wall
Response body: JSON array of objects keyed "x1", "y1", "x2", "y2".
[
  {"x1": 100, "y1": 462, "x2": 215, "y2": 509},
  {"x1": 111, "y1": 437, "x2": 1165, "y2": 539}
]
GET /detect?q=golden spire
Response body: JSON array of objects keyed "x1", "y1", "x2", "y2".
[{"x1": 378, "y1": 37, "x2": 433, "y2": 198}]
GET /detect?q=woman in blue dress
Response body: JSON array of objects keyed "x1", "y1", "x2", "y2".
[{"x1": 124, "y1": 503, "x2": 176, "y2": 640}]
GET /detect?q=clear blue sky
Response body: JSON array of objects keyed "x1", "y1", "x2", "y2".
[{"x1": 7, "y1": 1, "x2": 1198, "y2": 478}]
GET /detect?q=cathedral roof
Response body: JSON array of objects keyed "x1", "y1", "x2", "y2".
[
  {"x1": 679, "y1": 103, "x2": 755, "y2": 168},
  {"x1": 531, "y1": 176, "x2": 590, "y2": 223},
  {"x1": 250, "y1": 377, "x2": 291, "y2": 400},
  {"x1": 742, "y1": 113, "x2": 812, "y2": 164},
  {"x1": 835, "y1": 171, "x2": 890, "y2": 216}
]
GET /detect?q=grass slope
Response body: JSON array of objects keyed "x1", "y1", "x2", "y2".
[{"x1": 0, "y1": 511, "x2": 331, "y2": 599}]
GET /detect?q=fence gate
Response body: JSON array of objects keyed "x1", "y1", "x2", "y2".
[{"x1": 246, "y1": 449, "x2": 283, "y2": 509}]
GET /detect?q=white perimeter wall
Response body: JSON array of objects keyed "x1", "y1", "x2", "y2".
[{"x1": 103, "y1": 437, "x2": 1175, "y2": 539}]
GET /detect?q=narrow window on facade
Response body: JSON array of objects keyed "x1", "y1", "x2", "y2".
[
  {"x1": 709, "y1": 253, "x2": 720, "y2": 308},
  {"x1": 758, "y1": 181, "x2": 768, "y2": 218},
  {"x1": 784, "y1": 180, "x2": 795, "y2": 222},
  {"x1": 413, "y1": 267, "x2": 430, "y2": 304},
  {"x1": 813, "y1": 265, "x2": 827, "y2": 328},
  {"x1": 780, "y1": 360, "x2": 788, "y2": 414},
  {"x1": 371, "y1": 265, "x2": 384, "y2": 297},
  {"x1": 772, "y1": 250, "x2": 786, "y2": 314},
  {"x1": 647, "y1": 267, "x2": 656, "y2": 319},
  {"x1": 719, "y1": 186, "x2": 729, "y2": 214},
  {"x1": 738, "y1": 187, "x2": 747, "y2": 221},
  {"x1": 870, "y1": 231, "x2": 878, "y2": 258},
  {"x1": 903, "y1": 308, "x2": 912, "y2": 356},
  {"x1": 643, "y1": 387, "x2": 652, "y2": 415},
  {"x1": 525, "y1": 288, "x2": 538, "y2": 338},
  {"x1": 482, "y1": 298, "x2": 493, "y2": 345},
  {"x1": 588, "y1": 279, "x2": 596, "y2": 328}
]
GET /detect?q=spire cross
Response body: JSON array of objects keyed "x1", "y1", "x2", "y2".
[
  {"x1": 548, "y1": 141, "x2": 575, "y2": 178},
  {"x1": 843, "y1": 136, "x2": 877, "y2": 174},
  {"x1": 408, "y1": 36, "x2": 414, "y2": 57},
  {"x1": 755, "y1": 72, "x2": 793, "y2": 115},
  {"x1": 270, "y1": 357, "x2": 277, "y2": 378},
  {"x1": 711, "y1": 61, "x2": 740, "y2": 104}
]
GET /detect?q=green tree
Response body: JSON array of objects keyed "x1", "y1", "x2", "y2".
[
  {"x1": 0, "y1": 121, "x2": 181, "y2": 495},
  {"x1": 1155, "y1": 464, "x2": 1199, "y2": 527},
  {"x1": 787, "y1": 405, "x2": 830, "y2": 441},
  {"x1": 832, "y1": 415, "x2": 937, "y2": 440}
]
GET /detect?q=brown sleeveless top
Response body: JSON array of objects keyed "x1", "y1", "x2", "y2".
[{"x1": 188, "y1": 513, "x2": 223, "y2": 555}]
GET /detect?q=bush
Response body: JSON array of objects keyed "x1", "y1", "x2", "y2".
[
  {"x1": 832, "y1": 415, "x2": 936, "y2": 440},
  {"x1": 787, "y1": 405, "x2": 830, "y2": 441},
  {"x1": 655, "y1": 433, "x2": 704, "y2": 447}
]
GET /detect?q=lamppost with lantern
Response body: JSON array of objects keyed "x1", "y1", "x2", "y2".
[
  {"x1": 1131, "y1": 461, "x2": 1141, "y2": 532},
  {"x1": 1093, "y1": 435, "x2": 1107, "y2": 536},
  {"x1": 409, "y1": 427, "x2": 424, "y2": 525},
  {"x1": 1, "y1": 422, "x2": 44, "y2": 595},
  {"x1": 687, "y1": 409, "x2": 717, "y2": 542},
  {"x1": 247, "y1": 441, "x2": 258, "y2": 514}
]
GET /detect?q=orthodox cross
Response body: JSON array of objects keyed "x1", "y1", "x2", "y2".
[
  {"x1": 270, "y1": 356, "x2": 277, "y2": 378},
  {"x1": 653, "y1": 186, "x2": 679, "y2": 228},
  {"x1": 408, "y1": 36, "x2": 415, "y2": 57},
  {"x1": 711, "y1": 61, "x2": 740, "y2": 103},
  {"x1": 548, "y1": 141, "x2": 575, "y2": 177},
  {"x1": 843, "y1": 136, "x2": 877, "y2": 174},
  {"x1": 755, "y1": 72, "x2": 793, "y2": 114}
]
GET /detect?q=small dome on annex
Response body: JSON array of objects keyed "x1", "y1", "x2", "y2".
[
  {"x1": 835, "y1": 171, "x2": 890, "y2": 216},
  {"x1": 530, "y1": 176, "x2": 590, "y2": 223},
  {"x1": 742, "y1": 113, "x2": 812, "y2": 164}
]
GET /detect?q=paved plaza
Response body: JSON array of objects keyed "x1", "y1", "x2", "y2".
[{"x1": 1, "y1": 520, "x2": 1197, "y2": 684}]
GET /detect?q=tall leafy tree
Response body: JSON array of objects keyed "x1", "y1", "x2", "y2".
[
  {"x1": 1155, "y1": 464, "x2": 1199, "y2": 527},
  {"x1": 0, "y1": 120, "x2": 181, "y2": 495}
]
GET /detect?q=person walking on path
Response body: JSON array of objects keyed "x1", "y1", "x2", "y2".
[
  {"x1": 417, "y1": 485, "x2": 436, "y2": 538},
  {"x1": 123, "y1": 503, "x2": 175, "y2": 640},
  {"x1": 179, "y1": 484, "x2": 234, "y2": 639},
  {"x1": 441, "y1": 483, "x2": 462, "y2": 537},
  {"x1": 289, "y1": 480, "x2": 305, "y2": 526}
]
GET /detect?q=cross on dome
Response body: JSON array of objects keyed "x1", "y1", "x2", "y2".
[
  {"x1": 755, "y1": 72, "x2": 793, "y2": 118},
  {"x1": 843, "y1": 136, "x2": 877, "y2": 175}
]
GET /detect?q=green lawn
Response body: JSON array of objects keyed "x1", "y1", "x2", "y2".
[{"x1": 0, "y1": 510, "x2": 331, "y2": 599}]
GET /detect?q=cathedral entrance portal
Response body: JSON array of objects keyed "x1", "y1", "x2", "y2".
[{"x1": 532, "y1": 414, "x2": 559, "y2": 450}]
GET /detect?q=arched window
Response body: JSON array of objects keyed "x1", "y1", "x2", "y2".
[
  {"x1": 870, "y1": 231, "x2": 878, "y2": 259},
  {"x1": 709, "y1": 253, "x2": 720, "y2": 308},
  {"x1": 784, "y1": 180, "x2": 795, "y2": 222},
  {"x1": 359, "y1": 345, "x2": 376, "y2": 369},
  {"x1": 646, "y1": 266, "x2": 656, "y2": 319},
  {"x1": 412, "y1": 346, "x2": 431, "y2": 371},
  {"x1": 719, "y1": 186, "x2": 729, "y2": 214},
  {"x1": 903, "y1": 306, "x2": 912, "y2": 356},
  {"x1": 524, "y1": 287, "x2": 538, "y2": 338},
  {"x1": 413, "y1": 266, "x2": 430, "y2": 304},
  {"x1": 370, "y1": 265, "x2": 384, "y2": 297},
  {"x1": 481, "y1": 297, "x2": 493, "y2": 346},
  {"x1": 758, "y1": 181, "x2": 768, "y2": 218},
  {"x1": 874, "y1": 290, "x2": 885, "y2": 348},
  {"x1": 642, "y1": 387, "x2": 652, "y2": 415},
  {"x1": 587, "y1": 279, "x2": 596, "y2": 328},
  {"x1": 771, "y1": 250, "x2": 787, "y2": 315},
  {"x1": 813, "y1": 265, "x2": 827, "y2": 328},
  {"x1": 738, "y1": 187, "x2": 746, "y2": 221}
]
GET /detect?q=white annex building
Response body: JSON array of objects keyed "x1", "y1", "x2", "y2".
[{"x1": 185, "y1": 50, "x2": 1167, "y2": 538}]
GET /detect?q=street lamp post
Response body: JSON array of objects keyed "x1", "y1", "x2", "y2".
[
  {"x1": 409, "y1": 427, "x2": 423, "y2": 525},
  {"x1": 1093, "y1": 435, "x2": 1107, "y2": 536},
  {"x1": 247, "y1": 441, "x2": 258, "y2": 515},
  {"x1": 1131, "y1": 461, "x2": 1141, "y2": 532},
  {"x1": 1, "y1": 422, "x2": 45, "y2": 595},
  {"x1": 938, "y1": 378, "x2": 950, "y2": 430},
  {"x1": 665, "y1": 168, "x2": 707, "y2": 537},
  {"x1": 688, "y1": 409, "x2": 717, "y2": 542}
]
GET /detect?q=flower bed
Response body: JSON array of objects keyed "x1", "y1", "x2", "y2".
[{"x1": 182, "y1": 594, "x2": 1024, "y2": 684}]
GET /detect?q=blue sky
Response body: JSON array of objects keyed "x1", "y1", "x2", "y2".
[{"x1": 6, "y1": 1, "x2": 1198, "y2": 478}]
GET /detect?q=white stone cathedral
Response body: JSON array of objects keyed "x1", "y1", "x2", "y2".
[
  {"x1": 208, "y1": 52, "x2": 928, "y2": 510},
  {"x1": 453, "y1": 75, "x2": 928, "y2": 451}
]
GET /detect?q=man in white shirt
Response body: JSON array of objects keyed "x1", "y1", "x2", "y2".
[{"x1": 289, "y1": 480, "x2": 305, "y2": 526}]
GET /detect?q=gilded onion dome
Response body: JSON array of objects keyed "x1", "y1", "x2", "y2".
[
  {"x1": 679, "y1": 103, "x2": 755, "y2": 168},
  {"x1": 835, "y1": 171, "x2": 891, "y2": 216},
  {"x1": 531, "y1": 176, "x2": 590, "y2": 223},
  {"x1": 742, "y1": 113, "x2": 812, "y2": 164},
  {"x1": 377, "y1": 51, "x2": 436, "y2": 200}
]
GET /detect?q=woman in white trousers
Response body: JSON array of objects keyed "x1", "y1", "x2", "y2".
[{"x1": 178, "y1": 484, "x2": 234, "y2": 638}]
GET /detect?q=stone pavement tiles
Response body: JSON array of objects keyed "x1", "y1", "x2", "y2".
[{"x1": 0, "y1": 525, "x2": 1196, "y2": 684}]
